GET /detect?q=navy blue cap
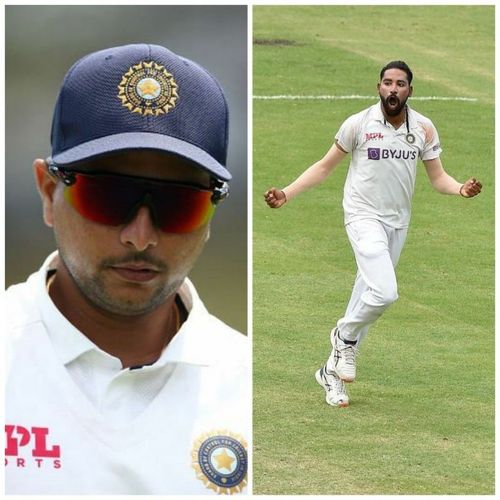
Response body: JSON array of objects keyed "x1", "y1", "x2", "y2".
[{"x1": 50, "y1": 43, "x2": 231, "y2": 181}]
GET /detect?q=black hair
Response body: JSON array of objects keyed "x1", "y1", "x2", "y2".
[{"x1": 380, "y1": 60, "x2": 413, "y2": 85}]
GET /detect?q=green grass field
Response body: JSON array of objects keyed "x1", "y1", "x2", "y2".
[{"x1": 253, "y1": 5, "x2": 494, "y2": 495}]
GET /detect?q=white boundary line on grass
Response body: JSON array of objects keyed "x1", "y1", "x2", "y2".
[{"x1": 254, "y1": 94, "x2": 478, "y2": 102}]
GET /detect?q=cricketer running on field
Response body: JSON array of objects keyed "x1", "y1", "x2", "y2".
[{"x1": 264, "y1": 60, "x2": 482, "y2": 407}]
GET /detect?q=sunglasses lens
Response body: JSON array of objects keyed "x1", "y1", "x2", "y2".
[
  {"x1": 64, "y1": 174, "x2": 134, "y2": 225},
  {"x1": 64, "y1": 173, "x2": 216, "y2": 233},
  {"x1": 153, "y1": 185, "x2": 215, "y2": 233}
]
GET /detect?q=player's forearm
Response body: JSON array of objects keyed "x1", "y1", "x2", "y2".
[
  {"x1": 429, "y1": 170, "x2": 463, "y2": 195},
  {"x1": 282, "y1": 160, "x2": 333, "y2": 201},
  {"x1": 281, "y1": 143, "x2": 346, "y2": 202}
]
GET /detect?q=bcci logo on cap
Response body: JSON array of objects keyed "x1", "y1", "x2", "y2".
[
  {"x1": 118, "y1": 60, "x2": 178, "y2": 116},
  {"x1": 192, "y1": 430, "x2": 247, "y2": 494}
]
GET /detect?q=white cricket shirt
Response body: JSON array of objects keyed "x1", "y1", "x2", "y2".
[
  {"x1": 5, "y1": 252, "x2": 250, "y2": 495},
  {"x1": 336, "y1": 102, "x2": 442, "y2": 228}
]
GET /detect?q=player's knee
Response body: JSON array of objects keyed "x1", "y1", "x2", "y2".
[
  {"x1": 373, "y1": 284, "x2": 398, "y2": 307},
  {"x1": 384, "y1": 288, "x2": 398, "y2": 306},
  {"x1": 357, "y1": 240, "x2": 386, "y2": 259}
]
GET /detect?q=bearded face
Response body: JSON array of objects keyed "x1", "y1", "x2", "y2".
[
  {"x1": 377, "y1": 68, "x2": 412, "y2": 117},
  {"x1": 380, "y1": 93, "x2": 409, "y2": 116}
]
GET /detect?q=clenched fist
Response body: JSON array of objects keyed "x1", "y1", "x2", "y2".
[
  {"x1": 460, "y1": 178, "x2": 482, "y2": 198},
  {"x1": 264, "y1": 188, "x2": 287, "y2": 208}
]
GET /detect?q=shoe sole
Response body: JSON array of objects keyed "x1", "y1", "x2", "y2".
[{"x1": 315, "y1": 369, "x2": 349, "y2": 408}]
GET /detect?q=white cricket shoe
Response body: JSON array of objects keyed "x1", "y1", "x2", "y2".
[
  {"x1": 315, "y1": 365, "x2": 349, "y2": 407},
  {"x1": 328, "y1": 327, "x2": 358, "y2": 383}
]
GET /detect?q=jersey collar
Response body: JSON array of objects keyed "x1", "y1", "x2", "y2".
[{"x1": 37, "y1": 251, "x2": 215, "y2": 369}]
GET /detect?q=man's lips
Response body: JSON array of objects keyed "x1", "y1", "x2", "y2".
[
  {"x1": 109, "y1": 263, "x2": 161, "y2": 283},
  {"x1": 387, "y1": 95, "x2": 400, "y2": 106},
  {"x1": 112, "y1": 262, "x2": 160, "y2": 272}
]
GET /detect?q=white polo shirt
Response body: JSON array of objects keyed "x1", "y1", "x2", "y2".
[
  {"x1": 5, "y1": 252, "x2": 250, "y2": 495},
  {"x1": 336, "y1": 102, "x2": 442, "y2": 228}
]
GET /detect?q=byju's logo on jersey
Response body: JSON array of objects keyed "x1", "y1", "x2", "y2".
[
  {"x1": 5, "y1": 425, "x2": 62, "y2": 470},
  {"x1": 367, "y1": 148, "x2": 417, "y2": 161}
]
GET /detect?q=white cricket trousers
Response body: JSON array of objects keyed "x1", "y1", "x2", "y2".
[{"x1": 335, "y1": 218, "x2": 408, "y2": 345}]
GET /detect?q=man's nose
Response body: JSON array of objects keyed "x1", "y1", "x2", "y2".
[{"x1": 120, "y1": 205, "x2": 159, "y2": 252}]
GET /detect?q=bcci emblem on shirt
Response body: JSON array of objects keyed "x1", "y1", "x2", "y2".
[{"x1": 192, "y1": 431, "x2": 248, "y2": 494}]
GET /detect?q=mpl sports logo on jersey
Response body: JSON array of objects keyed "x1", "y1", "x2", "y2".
[
  {"x1": 365, "y1": 132, "x2": 384, "y2": 141},
  {"x1": 367, "y1": 148, "x2": 417, "y2": 161},
  {"x1": 5, "y1": 425, "x2": 62, "y2": 470}
]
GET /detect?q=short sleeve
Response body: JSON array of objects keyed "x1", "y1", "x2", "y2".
[
  {"x1": 335, "y1": 114, "x2": 360, "y2": 153},
  {"x1": 420, "y1": 120, "x2": 442, "y2": 161}
]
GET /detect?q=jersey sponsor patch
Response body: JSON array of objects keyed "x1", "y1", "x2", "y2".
[
  {"x1": 5, "y1": 424, "x2": 62, "y2": 470},
  {"x1": 367, "y1": 147, "x2": 417, "y2": 161},
  {"x1": 365, "y1": 132, "x2": 384, "y2": 141},
  {"x1": 118, "y1": 60, "x2": 179, "y2": 116},
  {"x1": 192, "y1": 430, "x2": 247, "y2": 494}
]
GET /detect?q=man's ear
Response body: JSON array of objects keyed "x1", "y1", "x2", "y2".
[
  {"x1": 33, "y1": 159, "x2": 58, "y2": 228},
  {"x1": 409, "y1": 85, "x2": 413, "y2": 97}
]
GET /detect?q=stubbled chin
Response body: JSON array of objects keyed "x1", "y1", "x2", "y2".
[{"x1": 82, "y1": 271, "x2": 181, "y2": 317}]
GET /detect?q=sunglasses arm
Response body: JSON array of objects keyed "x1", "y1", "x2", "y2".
[
  {"x1": 211, "y1": 180, "x2": 229, "y2": 205},
  {"x1": 47, "y1": 161, "x2": 77, "y2": 186}
]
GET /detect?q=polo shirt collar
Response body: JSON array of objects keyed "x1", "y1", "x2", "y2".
[
  {"x1": 372, "y1": 101, "x2": 386, "y2": 123},
  {"x1": 38, "y1": 253, "x2": 96, "y2": 365},
  {"x1": 37, "y1": 251, "x2": 215, "y2": 369},
  {"x1": 153, "y1": 278, "x2": 214, "y2": 367}
]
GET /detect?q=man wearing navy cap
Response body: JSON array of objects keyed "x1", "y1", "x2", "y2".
[{"x1": 6, "y1": 44, "x2": 248, "y2": 495}]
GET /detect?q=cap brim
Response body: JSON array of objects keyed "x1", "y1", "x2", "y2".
[{"x1": 51, "y1": 132, "x2": 231, "y2": 181}]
